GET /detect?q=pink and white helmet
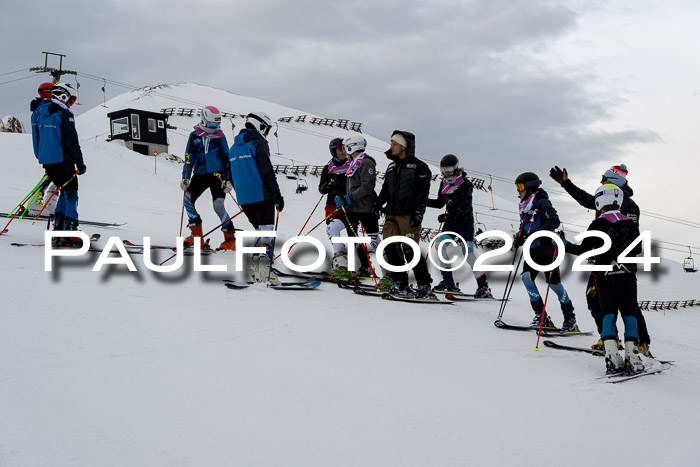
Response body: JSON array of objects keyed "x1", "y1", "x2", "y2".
[{"x1": 200, "y1": 105, "x2": 222, "y2": 129}]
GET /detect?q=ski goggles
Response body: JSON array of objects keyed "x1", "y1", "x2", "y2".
[
  {"x1": 440, "y1": 164, "x2": 459, "y2": 175},
  {"x1": 329, "y1": 141, "x2": 342, "y2": 150},
  {"x1": 515, "y1": 183, "x2": 526, "y2": 191}
]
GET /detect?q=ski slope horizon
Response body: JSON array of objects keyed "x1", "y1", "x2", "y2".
[{"x1": 1, "y1": 83, "x2": 699, "y2": 466}]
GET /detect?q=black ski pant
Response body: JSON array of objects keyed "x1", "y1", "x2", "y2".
[
  {"x1": 596, "y1": 274, "x2": 640, "y2": 343},
  {"x1": 343, "y1": 210, "x2": 379, "y2": 270},
  {"x1": 587, "y1": 273, "x2": 650, "y2": 344}
]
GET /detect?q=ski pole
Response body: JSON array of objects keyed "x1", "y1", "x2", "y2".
[
  {"x1": 341, "y1": 206, "x2": 380, "y2": 290},
  {"x1": 1, "y1": 177, "x2": 49, "y2": 237},
  {"x1": 267, "y1": 208, "x2": 281, "y2": 285},
  {"x1": 31, "y1": 171, "x2": 79, "y2": 225},
  {"x1": 497, "y1": 210, "x2": 537, "y2": 319},
  {"x1": 180, "y1": 154, "x2": 191, "y2": 236},
  {"x1": 159, "y1": 209, "x2": 244, "y2": 266},
  {"x1": 9, "y1": 175, "x2": 47, "y2": 215},
  {"x1": 425, "y1": 199, "x2": 452, "y2": 261},
  {"x1": 535, "y1": 246, "x2": 559, "y2": 351},
  {"x1": 274, "y1": 193, "x2": 325, "y2": 260},
  {"x1": 7, "y1": 175, "x2": 48, "y2": 219},
  {"x1": 497, "y1": 250, "x2": 524, "y2": 320}
]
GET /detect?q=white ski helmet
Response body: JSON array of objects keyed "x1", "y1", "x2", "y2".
[
  {"x1": 245, "y1": 111, "x2": 272, "y2": 133},
  {"x1": 594, "y1": 183, "x2": 624, "y2": 211},
  {"x1": 51, "y1": 82, "x2": 77, "y2": 106},
  {"x1": 200, "y1": 105, "x2": 222, "y2": 129},
  {"x1": 343, "y1": 135, "x2": 367, "y2": 155}
]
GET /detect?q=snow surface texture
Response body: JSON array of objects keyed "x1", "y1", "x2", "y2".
[{"x1": 1, "y1": 84, "x2": 699, "y2": 467}]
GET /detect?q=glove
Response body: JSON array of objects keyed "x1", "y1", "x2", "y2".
[
  {"x1": 222, "y1": 180, "x2": 233, "y2": 194},
  {"x1": 180, "y1": 178, "x2": 189, "y2": 191},
  {"x1": 319, "y1": 181, "x2": 329, "y2": 194},
  {"x1": 77, "y1": 164, "x2": 87, "y2": 175},
  {"x1": 437, "y1": 213, "x2": 448, "y2": 224},
  {"x1": 513, "y1": 233, "x2": 528, "y2": 248},
  {"x1": 410, "y1": 211, "x2": 423, "y2": 228},
  {"x1": 273, "y1": 191, "x2": 285, "y2": 212},
  {"x1": 549, "y1": 166, "x2": 568, "y2": 184},
  {"x1": 334, "y1": 194, "x2": 351, "y2": 209},
  {"x1": 372, "y1": 201, "x2": 383, "y2": 219}
]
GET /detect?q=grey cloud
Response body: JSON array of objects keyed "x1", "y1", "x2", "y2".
[{"x1": 1, "y1": 0, "x2": 656, "y2": 182}]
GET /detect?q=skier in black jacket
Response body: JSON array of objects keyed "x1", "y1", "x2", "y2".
[
  {"x1": 550, "y1": 163, "x2": 651, "y2": 356},
  {"x1": 565, "y1": 184, "x2": 644, "y2": 374},
  {"x1": 427, "y1": 154, "x2": 492, "y2": 297},
  {"x1": 375, "y1": 130, "x2": 435, "y2": 299}
]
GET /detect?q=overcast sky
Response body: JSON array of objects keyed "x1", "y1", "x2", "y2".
[{"x1": 3, "y1": 0, "x2": 700, "y2": 254}]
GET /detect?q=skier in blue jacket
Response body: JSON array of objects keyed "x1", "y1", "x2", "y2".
[
  {"x1": 229, "y1": 111, "x2": 284, "y2": 283},
  {"x1": 514, "y1": 172, "x2": 577, "y2": 331},
  {"x1": 180, "y1": 106, "x2": 236, "y2": 251},
  {"x1": 30, "y1": 82, "x2": 86, "y2": 246}
]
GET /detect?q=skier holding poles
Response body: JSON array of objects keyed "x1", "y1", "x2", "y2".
[
  {"x1": 514, "y1": 172, "x2": 577, "y2": 331},
  {"x1": 180, "y1": 106, "x2": 236, "y2": 251}
]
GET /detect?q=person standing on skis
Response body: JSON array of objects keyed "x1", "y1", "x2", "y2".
[
  {"x1": 30, "y1": 82, "x2": 86, "y2": 246},
  {"x1": 427, "y1": 154, "x2": 492, "y2": 298},
  {"x1": 332, "y1": 135, "x2": 384, "y2": 281},
  {"x1": 180, "y1": 106, "x2": 236, "y2": 251},
  {"x1": 375, "y1": 130, "x2": 435, "y2": 299},
  {"x1": 319, "y1": 137, "x2": 351, "y2": 275},
  {"x1": 549, "y1": 163, "x2": 652, "y2": 356},
  {"x1": 514, "y1": 172, "x2": 577, "y2": 331},
  {"x1": 229, "y1": 111, "x2": 285, "y2": 283},
  {"x1": 564, "y1": 184, "x2": 644, "y2": 375}
]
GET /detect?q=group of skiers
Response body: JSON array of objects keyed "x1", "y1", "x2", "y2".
[{"x1": 28, "y1": 83, "x2": 651, "y2": 374}]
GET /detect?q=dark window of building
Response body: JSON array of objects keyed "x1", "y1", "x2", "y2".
[{"x1": 131, "y1": 114, "x2": 140, "y2": 140}]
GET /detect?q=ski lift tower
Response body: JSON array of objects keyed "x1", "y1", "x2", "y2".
[{"x1": 29, "y1": 51, "x2": 77, "y2": 83}]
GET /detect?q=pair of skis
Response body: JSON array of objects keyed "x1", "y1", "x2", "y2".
[
  {"x1": 223, "y1": 276, "x2": 320, "y2": 290},
  {"x1": 493, "y1": 319, "x2": 594, "y2": 337}
]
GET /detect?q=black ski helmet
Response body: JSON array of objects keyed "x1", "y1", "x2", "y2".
[
  {"x1": 329, "y1": 137, "x2": 343, "y2": 157},
  {"x1": 440, "y1": 154, "x2": 459, "y2": 174},
  {"x1": 515, "y1": 172, "x2": 542, "y2": 194}
]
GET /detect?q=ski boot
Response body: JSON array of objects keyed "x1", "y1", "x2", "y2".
[
  {"x1": 591, "y1": 338, "x2": 604, "y2": 351},
  {"x1": 625, "y1": 341, "x2": 644, "y2": 374},
  {"x1": 217, "y1": 226, "x2": 236, "y2": 251},
  {"x1": 61, "y1": 217, "x2": 83, "y2": 248},
  {"x1": 378, "y1": 275, "x2": 393, "y2": 288},
  {"x1": 355, "y1": 266, "x2": 372, "y2": 279},
  {"x1": 473, "y1": 275, "x2": 493, "y2": 298},
  {"x1": 433, "y1": 271, "x2": 460, "y2": 292},
  {"x1": 604, "y1": 339, "x2": 625, "y2": 374},
  {"x1": 637, "y1": 342, "x2": 654, "y2": 358},
  {"x1": 331, "y1": 266, "x2": 353, "y2": 280},
  {"x1": 560, "y1": 318, "x2": 580, "y2": 332},
  {"x1": 414, "y1": 284, "x2": 438, "y2": 300},
  {"x1": 184, "y1": 221, "x2": 205, "y2": 248},
  {"x1": 389, "y1": 280, "x2": 410, "y2": 296},
  {"x1": 252, "y1": 254, "x2": 280, "y2": 285},
  {"x1": 530, "y1": 313, "x2": 556, "y2": 329},
  {"x1": 51, "y1": 213, "x2": 65, "y2": 247}
]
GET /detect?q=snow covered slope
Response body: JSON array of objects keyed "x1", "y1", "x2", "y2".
[{"x1": 1, "y1": 84, "x2": 699, "y2": 467}]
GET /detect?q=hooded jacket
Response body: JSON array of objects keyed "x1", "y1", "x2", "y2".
[
  {"x1": 31, "y1": 99, "x2": 84, "y2": 166},
  {"x1": 561, "y1": 178, "x2": 639, "y2": 225},
  {"x1": 229, "y1": 128, "x2": 280, "y2": 205},
  {"x1": 376, "y1": 130, "x2": 432, "y2": 216},
  {"x1": 427, "y1": 171, "x2": 474, "y2": 224}
]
